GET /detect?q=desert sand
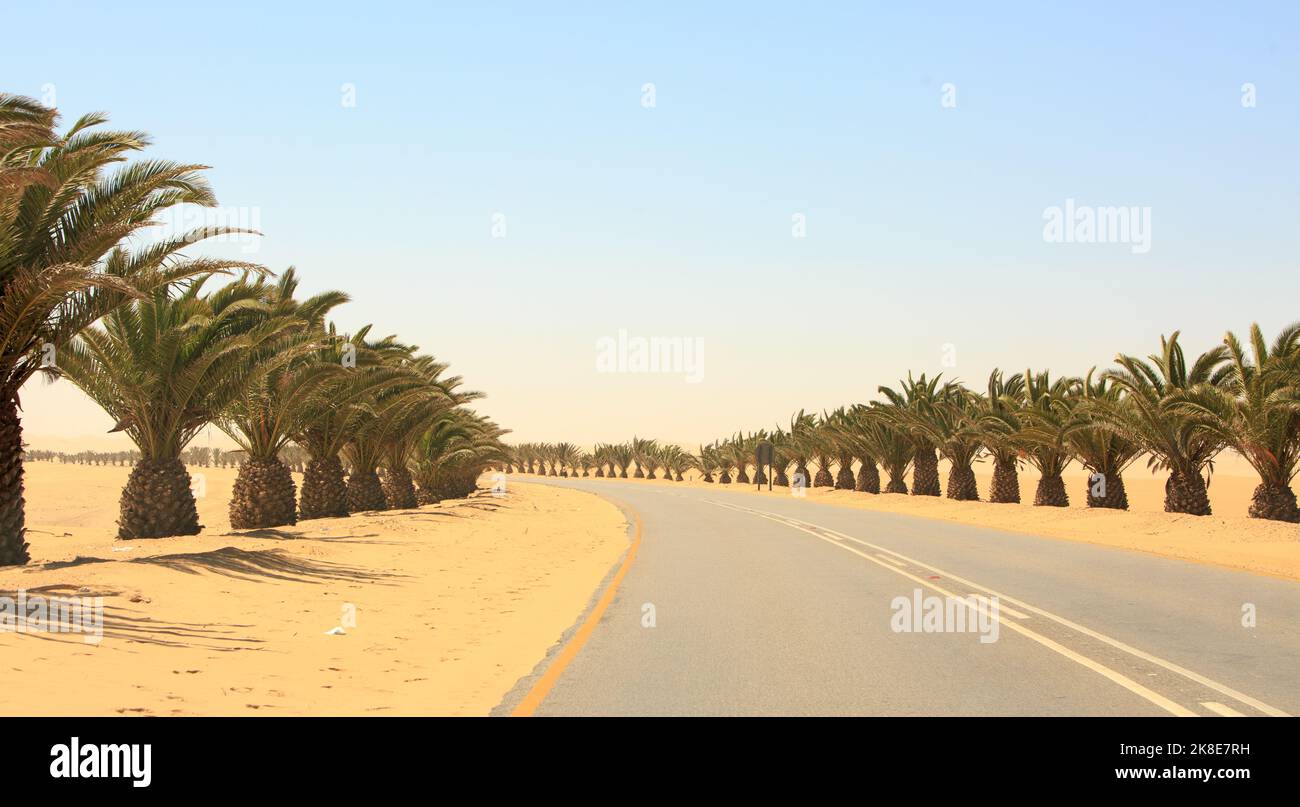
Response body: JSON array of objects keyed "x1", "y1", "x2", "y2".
[
  {"x1": 549, "y1": 453, "x2": 1300, "y2": 582},
  {"x1": 1, "y1": 461, "x2": 628, "y2": 716}
]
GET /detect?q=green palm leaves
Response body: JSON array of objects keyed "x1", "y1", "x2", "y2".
[
  {"x1": 57, "y1": 275, "x2": 304, "y2": 537},
  {"x1": 1169, "y1": 324, "x2": 1300, "y2": 521},
  {"x1": 1098, "y1": 332, "x2": 1230, "y2": 515},
  {"x1": 538, "y1": 327, "x2": 1300, "y2": 525},
  {"x1": 1, "y1": 95, "x2": 258, "y2": 561}
]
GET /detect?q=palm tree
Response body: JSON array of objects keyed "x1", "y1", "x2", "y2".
[
  {"x1": 1017, "y1": 370, "x2": 1081, "y2": 507},
  {"x1": 379, "y1": 357, "x2": 469, "y2": 509},
  {"x1": 631, "y1": 436, "x2": 656, "y2": 478},
  {"x1": 809, "y1": 416, "x2": 837, "y2": 487},
  {"x1": 977, "y1": 370, "x2": 1025, "y2": 504},
  {"x1": 1171, "y1": 324, "x2": 1300, "y2": 521},
  {"x1": 1098, "y1": 333, "x2": 1230, "y2": 515},
  {"x1": 57, "y1": 276, "x2": 301, "y2": 538},
  {"x1": 878, "y1": 374, "x2": 945, "y2": 496},
  {"x1": 342, "y1": 339, "x2": 449, "y2": 513},
  {"x1": 215, "y1": 269, "x2": 348, "y2": 528},
  {"x1": 660, "y1": 444, "x2": 693, "y2": 481},
  {"x1": 728, "y1": 433, "x2": 752, "y2": 484},
  {"x1": 411, "y1": 410, "x2": 508, "y2": 502},
  {"x1": 828, "y1": 406, "x2": 881, "y2": 493},
  {"x1": 609, "y1": 442, "x2": 633, "y2": 478},
  {"x1": 785, "y1": 411, "x2": 817, "y2": 490},
  {"x1": 697, "y1": 443, "x2": 718, "y2": 482},
  {"x1": 821, "y1": 410, "x2": 857, "y2": 490},
  {"x1": 767, "y1": 426, "x2": 793, "y2": 487},
  {"x1": 553, "y1": 442, "x2": 580, "y2": 478},
  {"x1": 904, "y1": 383, "x2": 984, "y2": 501},
  {"x1": 1, "y1": 96, "x2": 256, "y2": 563},
  {"x1": 1067, "y1": 370, "x2": 1142, "y2": 509},
  {"x1": 715, "y1": 446, "x2": 736, "y2": 483},
  {"x1": 294, "y1": 325, "x2": 411, "y2": 520},
  {"x1": 862, "y1": 404, "x2": 914, "y2": 493}
]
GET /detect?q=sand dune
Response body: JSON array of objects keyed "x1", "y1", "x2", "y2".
[{"x1": 1, "y1": 462, "x2": 628, "y2": 716}]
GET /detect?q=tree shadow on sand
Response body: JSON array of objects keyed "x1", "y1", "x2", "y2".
[
  {"x1": 135, "y1": 546, "x2": 404, "y2": 585},
  {"x1": 1, "y1": 584, "x2": 263, "y2": 650},
  {"x1": 36, "y1": 546, "x2": 404, "y2": 586}
]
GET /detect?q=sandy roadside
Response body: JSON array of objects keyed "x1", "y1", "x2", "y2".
[
  {"x1": 527, "y1": 457, "x2": 1300, "y2": 582},
  {"x1": 1, "y1": 462, "x2": 628, "y2": 716}
]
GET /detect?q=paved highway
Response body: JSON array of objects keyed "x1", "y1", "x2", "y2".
[{"x1": 496, "y1": 478, "x2": 1299, "y2": 717}]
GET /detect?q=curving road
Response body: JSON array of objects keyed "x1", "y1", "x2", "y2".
[{"x1": 496, "y1": 477, "x2": 1300, "y2": 717}]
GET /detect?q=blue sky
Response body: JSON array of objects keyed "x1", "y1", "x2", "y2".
[{"x1": 7, "y1": 1, "x2": 1299, "y2": 446}]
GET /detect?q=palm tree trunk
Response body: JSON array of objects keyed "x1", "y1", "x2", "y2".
[
  {"x1": 736, "y1": 465, "x2": 750, "y2": 484},
  {"x1": 415, "y1": 483, "x2": 440, "y2": 506},
  {"x1": 382, "y1": 466, "x2": 418, "y2": 510},
  {"x1": 912, "y1": 448, "x2": 940, "y2": 496},
  {"x1": 595, "y1": 467, "x2": 604, "y2": 477},
  {"x1": 989, "y1": 455, "x2": 1020, "y2": 503},
  {"x1": 855, "y1": 457, "x2": 880, "y2": 493},
  {"x1": 1248, "y1": 483, "x2": 1299, "y2": 522},
  {"x1": 1034, "y1": 473, "x2": 1069, "y2": 507},
  {"x1": 835, "y1": 456, "x2": 855, "y2": 489},
  {"x1": 300, "y1": 455, "x2": 349, "y2": 519},
  {"x1": 118, "y1": 458, "x2": 202, "y2": 538},
  {"x1": 774, "y1": 465, "x2": 790, "y2": 487},
  {"x1": 813, "y1": 461, "x2": 833, "y2": 487},
  {"x1": 719, "y1": 471, "x2": 732, "y2": 484},
  {"x1": 703, "y1": 472, "x2": 715, "y2": 483},
  {"x1": 946, "y1": 463, "x2": 979, "y2": 501},
  {"x1": 1085, "y1": 471, "x2": 1128, "y2": 510},
  {"x1": 347, "y1": 469, "x2": 388, "y2": 512},
  {"x1": 229, "y1": 458, "x2": 298, "y2": 529},
  {"x1": 0, "y1": 397, "x2": 30, "y2": 565},
  {"x1": 1165, "y1": 469, "x2": 1211, "y2": 516},
  {"x1": 674, "y1": 471, "x2": 685, "y2": 481},
  {"x1": 884, "y1": 462, "x2": 909, "y2": 494}
]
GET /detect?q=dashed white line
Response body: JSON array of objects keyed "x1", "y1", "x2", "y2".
[
  {"x1": 1201, "y1": 701, "x2": 1246, "y2": 717},
  {"x1": 704, "y1": 497, "x2": 1288, "y2": 718}
]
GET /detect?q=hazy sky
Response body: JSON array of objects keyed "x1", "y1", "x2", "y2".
[{"x1": 8, "y1": 1, "x2": 1299, "y2": 450}]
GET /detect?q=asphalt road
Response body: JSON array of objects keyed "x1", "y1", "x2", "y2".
[{"x1": 496, "y1": 477, "x2": 1300, "y2": 717}]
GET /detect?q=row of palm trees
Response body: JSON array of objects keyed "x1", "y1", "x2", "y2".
[
  {"x1": 26, "y1": 444, "x2": 284, "y2": 468},
  {"x1": 511, "y1": 327, "x2": 1300, "y2": 523},
  {"x1": 510, "y1": 439, "x2": 696, "y2": 481},
  {"x1": 1, "y1": 93, "x2": 507, "y2": 565}
]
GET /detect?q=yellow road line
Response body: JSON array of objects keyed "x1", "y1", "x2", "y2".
[{"x1": 511, "y1": 502, "x2": 644, "y2": 717}]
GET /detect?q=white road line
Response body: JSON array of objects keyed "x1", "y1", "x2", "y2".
[
  {"x1": 801, "y1": 519, "x2": 1289, "y2": 717},
  {"x1": 972, "y1": 595, "x2": 1030, "y2": 620},
  {"x1": 1201, "y1": 701, "x2": 1246, "y2": 717},
  {"x1": 705, "y1": 498, "x2": 1288, "y2": 718},
  {"x1": 875, "y1": 553, "x2": 907, "y2": 567},
  {"x1": 707, "y1": 500, "x2": 1194, "y2": 717}
]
